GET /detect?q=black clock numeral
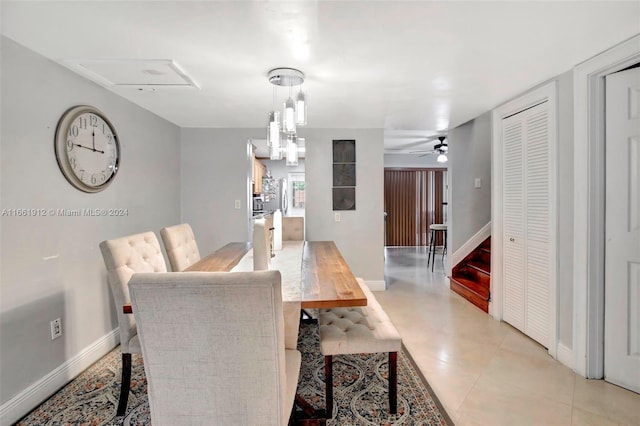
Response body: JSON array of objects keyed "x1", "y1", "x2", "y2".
[
  {"x1": 69, "y1": 157, "x2": 77, "y2": 169},
  {"x1": 78, "y1": 169, "x2": 85, "y2": 180},
  {"x1": 78, "y1": 117, "x2": 87, "y2": 130},
  {"x1": 69, "y1": 126, "x2": 79, "y2": 137},
  {"x1": 91, "y1": 174, "x2": 98, "y2": 185},
  {"x1": 66, "y1": 140, "x2": 74, "y2": 151},
  {"x1": 90, "y1": 115, "x2": 98, "y2": 127}
]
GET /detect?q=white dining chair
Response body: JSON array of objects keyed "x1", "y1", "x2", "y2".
[
  {"x1": 252, "y1": 218, "x2": 271, "y2": 271},
  {"x1": 160, "y1": 223, "x2": 201, "y2": 271},
  {"x1": 129, "y1": 270, "x2": 301, "y2": 426},
  {"x1": 99, "y1": 231, "x2": 168, "y2": 416}
]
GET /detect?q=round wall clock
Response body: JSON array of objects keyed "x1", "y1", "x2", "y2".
[{"x1": 54, "y1": 105, "x2": 120, "y2": 193}]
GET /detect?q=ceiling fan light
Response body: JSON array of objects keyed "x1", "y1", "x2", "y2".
[{"x1": 437, "y1": 153, "x2": 448, "y2": 163}]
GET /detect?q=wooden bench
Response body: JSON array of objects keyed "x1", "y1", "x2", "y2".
[{"x1": 318, "y1": 278, "x2": 402, "y2": 418}]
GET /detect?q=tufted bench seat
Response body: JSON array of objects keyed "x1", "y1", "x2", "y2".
[{"x1": 318, "y1": 278, "x2": 402, "y2": 418}]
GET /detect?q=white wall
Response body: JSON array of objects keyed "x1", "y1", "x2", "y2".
[
  {"x1": 180, "y1": 128, "x2": 261, "y2": 255},
  {"x1": 556, "y1": 70, "x2": 574, "y2": 349},
  {"x1": 448, "y1": 112, "x2": 492, "y2": 252},
  {"x1": 0, "y1": 37, "x2": 180, "y2": 411},
  {"x1": 384, "y1": 153, "x2": 449, "y2": 168},
  {"x1": 303, "y1": 129, "x2": 385, "y2": 285}
]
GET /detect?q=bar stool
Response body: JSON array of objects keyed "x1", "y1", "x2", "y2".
[{"x1": 427, "y1": 224, "x2": 447, "y2": 271}]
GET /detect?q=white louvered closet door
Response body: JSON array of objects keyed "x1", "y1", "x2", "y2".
[
  {"x1": 502, "y1": 101, "x2": 551, "y2": 348},
  {"x1": 502, "y1": 114, "x2": 525, "y2": 331}
]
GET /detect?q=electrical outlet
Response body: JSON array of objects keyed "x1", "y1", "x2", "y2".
[
  {"x1": 335, "y1": 213, "x2": 341, "y2": 222},
  {"x1": 234, "y1": 199, "x2": 241, "y2": 209},
  {"x1": 50, "y1": 318, "x2": 62, "y2": 340}
]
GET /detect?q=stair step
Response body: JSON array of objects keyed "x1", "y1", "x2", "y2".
[
  {"x1": 456, "y1": 265, "x2": 490, "y2": 288},
  {"x1": 449, "y1": 276, "x2": 490, "y2": 300},
  {"x1": 467, "y1": 260, "x2": 490, "y2": 275},
  {"x1": 450, "y1": 277, "x2": 489, "y2": 313}
]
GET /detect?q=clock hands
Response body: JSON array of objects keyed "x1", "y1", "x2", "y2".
[
  {"x1": 72, "y1": 142, "x2": 104, "y2": 154},
  {"x1": 92, "y1": 129, "x2": 96, "y2": 151}
]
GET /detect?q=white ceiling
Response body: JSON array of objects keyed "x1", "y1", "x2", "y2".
[{"x1": 2, "y1": 1, "x2": 639, "y2": 154}]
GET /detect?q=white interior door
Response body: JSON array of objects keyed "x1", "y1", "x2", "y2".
[{"x1": 605, "y1": 67, "x2": 640, "y2": 393}]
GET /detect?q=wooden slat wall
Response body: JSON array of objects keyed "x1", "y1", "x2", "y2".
[{"x1": 384, "y1": 168, "x2": 446, "y2": 246}]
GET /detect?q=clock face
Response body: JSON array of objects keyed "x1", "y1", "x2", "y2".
[{"x1": 55, "y1": 106, "x2": 120, "y2": 192}]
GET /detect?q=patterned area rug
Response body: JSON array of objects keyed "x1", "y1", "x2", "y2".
[{"x1": 17, "y1": 323, "x2": 450, "y2": 425}]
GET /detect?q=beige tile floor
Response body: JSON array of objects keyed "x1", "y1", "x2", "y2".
[{"x1": 375, "y1": 247, "x2": 640, "y2": 426}]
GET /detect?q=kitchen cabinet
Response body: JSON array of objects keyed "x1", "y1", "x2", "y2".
[{"x1": 252, "y1": 152, "x2": 267, "y2": 194}]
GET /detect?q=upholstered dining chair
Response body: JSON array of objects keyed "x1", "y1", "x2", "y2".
[
  {"x1": 99, "y1": 231, "x2": 168, "y2": 416},
  {"x1": 252, "y1": 218, "x2": 271, "y2": 271},
  {"x1": 159, "y1": 223, "x2": 201, "y2": 271},
  {"x1": 129, "y1": 270, "x2": 301, "y2": 426}
]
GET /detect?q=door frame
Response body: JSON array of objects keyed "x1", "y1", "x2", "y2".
[
  {"x1": 491, "y1": 81, "x2": 558, "y2": 358},
  {"x1": 573, "y1": 34, "x2": 640, "y2": 378}
]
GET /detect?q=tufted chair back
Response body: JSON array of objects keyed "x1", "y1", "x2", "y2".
[
  {"x1": 252, "y1": 218, "x2": 270, "y2": 271},
  {"x1": 129, "y1": 270, "x2": 301, "y2": 425},
  {"x1": 160, "y1": 223, "x2": 201, "y2": 271},
  {"x1": 99, "y1": 231, "x2": 167, "y2": 353}
]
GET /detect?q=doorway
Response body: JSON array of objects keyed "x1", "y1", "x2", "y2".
[
  {"x1": 573, "y1": 34, "x2": 640, "y2": 387},
  {"x1": 383, "y1": 168, "x2": 447, "y2": 246}
]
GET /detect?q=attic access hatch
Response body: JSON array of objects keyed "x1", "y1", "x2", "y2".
[{"x1": 63, "y1": 59, "x2": 199, "y2": 91}]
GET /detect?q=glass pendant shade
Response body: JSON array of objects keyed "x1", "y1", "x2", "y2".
[
  {"x1": 296, "y1": 91, "x2": 307, "y2": 125},
  {"x1": 437, "y1": 153, "x2": 448, "y2": 163},
  {"x1": 283, "y1": 97, "x2": 296, "y2": 135},
  {"x1": 268, "y1": 111, "x2": 282, "y2": 160},
  {"x1": 286, "y1": 136, "x2": 299, "y2": 166}
]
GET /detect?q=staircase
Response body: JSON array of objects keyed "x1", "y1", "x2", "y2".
[{"x1": 450, "y1": 237, "x2": 491, "y2": 312}]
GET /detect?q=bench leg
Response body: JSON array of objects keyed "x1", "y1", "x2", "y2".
[
  {"x1": 389, "y1": 352, "x2": 397, "y2": 414},
  {"x1": 324, "y1": 355, "x2": 333, "y2": 418}
]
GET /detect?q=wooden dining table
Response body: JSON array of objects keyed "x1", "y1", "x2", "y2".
[{"x1": 123, "y1": 240, "x2": 366, "y2": 311}]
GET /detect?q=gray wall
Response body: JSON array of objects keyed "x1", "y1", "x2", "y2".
[
  {"x1": 0, "y1": 37, "x2": 181, "y2": 405},
  {"x1": 180, "y1": 128, "x2": 386, "y2": 284},
  {"x1": 180, "y1": 128, "x2": 260, "y2": 256},
  {"x1": 303, "y1": 129, "x2": 385, "y2": 283},
  {"x1": 448, "y1": 112, "x2": 492, "y2": 252}
]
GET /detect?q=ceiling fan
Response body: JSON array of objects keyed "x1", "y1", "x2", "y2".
[{"x1": 412, "y1": 136, "x2": 448, "y2": 162}]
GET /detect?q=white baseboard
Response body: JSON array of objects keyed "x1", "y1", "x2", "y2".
[
  {"x1": 366, "y1": 280, "x2": 386, "y2": 291},
  {"x1": 451, "y1": 222, "x2": 492, "y2": 268},
  {"x1": 556, "y1": 343, "x2": 574, "y2": 370},
  {"x1": 0, "y1": 329, "x2": 119, "y2": 426}
]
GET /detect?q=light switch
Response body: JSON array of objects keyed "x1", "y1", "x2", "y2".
[
  {"x1": 474, "y1": 178, "x2": 482, "y2": 188},
  {"x1": 335, "y1": 213, "x2": 341, "y2": 222},
  {"x1": 234, "y1": 199, "x2": 241, "y2": 209}
]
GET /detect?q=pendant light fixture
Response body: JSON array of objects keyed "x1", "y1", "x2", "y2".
[
  {"x1": 267, "y1": 110, "x2": 282, "y2": 160},
  {"x1": 296, "y1": 90, "x2": 307, "y2": 125},
  {"x1": 283, "y1": 91, "x2": 296, "y2": 135},
  {"x1": 267, "y1": 68, "x2": 307, "y2": 165},
  {"x1": 286, "y1": 135, "x2": 299, "y2": 166},
  {"x1": 437, "y1": 153, "x2": 448, "y2": 163}
]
